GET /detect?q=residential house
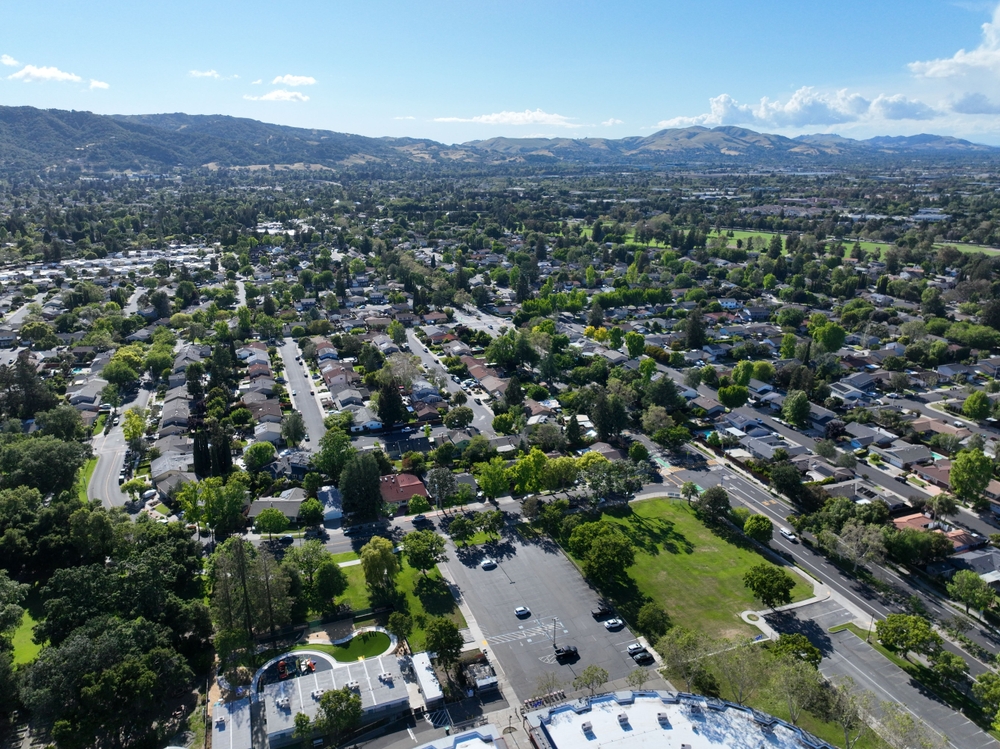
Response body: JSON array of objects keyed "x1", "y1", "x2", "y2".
[
  {"x1": 379, "y1": 473, "x2": 429, "y2": 509},
  {"x1": 691, "y1": 396, "x2": 725, "y2": 418},
  {"x1": 869, "y1": 441, "x2": 933, "y2": 469},
  {"x1": 253, "y1": 423, "x2": 283, "y2": 444}
]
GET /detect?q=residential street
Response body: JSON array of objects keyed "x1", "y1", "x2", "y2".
[
  {"x1": 88, "y1": 387, "x2": 153, "y2": 508},
  {"x1": 406, "y1": 328, "x2": 495, "y2": 437},
  {"x1": 276, "y1": 338, "x2": 326, "y2": 453}
]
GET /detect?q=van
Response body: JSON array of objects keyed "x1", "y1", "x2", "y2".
[
  {"x1": 142, "y1": 489, "x2": 157, "y2": 501},
  {"x1": 779, "y1": 527, "x2": 797, "y2": 542}
]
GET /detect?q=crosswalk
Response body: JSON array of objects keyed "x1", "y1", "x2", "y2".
[
  {"x1": 485, "y1": 621, "x2": 564, "y2": 645},
  {"x1": 425, "y1": 709, "x2": 451, "y2": 728}
]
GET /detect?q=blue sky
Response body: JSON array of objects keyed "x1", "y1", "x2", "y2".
[{"x1": 3, "y1": 0, "x2": 1000, "y2": 143}]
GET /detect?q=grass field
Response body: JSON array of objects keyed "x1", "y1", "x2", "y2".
[
  {"x1": 76, "y1": 457, "x2": 98, "y2": 503},
  {"x1": 331, "y1": 551, "x2": 359, "y2": 564},
  {"x1": 91, "y1": 413, "x2": 106, "y2": 436},
  {"x1": 11, "y1": 584, "x2": 45, "y2": 665},
  {"x1": 595, "y1": 498, "x2": 813, "y2": 639},
  {"x1": 304, "y1": 631, "x2": 392, "y2": 662},
  {"x1": 338, "y1": 559, "x2": 465, "y2": 651}
]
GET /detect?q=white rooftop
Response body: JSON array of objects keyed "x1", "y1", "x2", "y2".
[
  {"x1": 211, "y1": 698, "x2": 252, "y2": 749},
  {"x1": 527, "y1": 692, "x2": 834, "y2": 749}
]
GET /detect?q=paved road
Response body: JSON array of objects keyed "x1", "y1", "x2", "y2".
[
  {"x1": 451, "y1": 308, "x2": 509, "y2": 337},
  {"x1": 89, "y1": 388, "x2": 153, "y2": 508},
  {"x1": 3, "y1": 292, "x2": 45, "y2": 325},
  {"x1": 123, "y1": 287, "x2": 144, "y2": 315},
  {"x1": 276, "y1": 339, "x2": 326, "y2": 453},
  {"x1": 406, "y1": 329, "x2": 495, "y2": 437}
]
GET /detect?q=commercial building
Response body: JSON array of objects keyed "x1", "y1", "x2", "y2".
[
  {"x1": 211, "y1": 698, "x2": 252, "y2": 749},
  {"x1": 524, "y1": 691, "x2": 835, "y2": 749}
]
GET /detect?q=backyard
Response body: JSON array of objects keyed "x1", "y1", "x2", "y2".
[{"x1": 595, "y1": 498, "x2": 813, "y2": 639}]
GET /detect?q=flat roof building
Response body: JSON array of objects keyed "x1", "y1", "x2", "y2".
[
  {"x1": 525, "y1": 691, "x2": 835, "y2": 749},
  {"x1": 211, "y1": 698, "x2": 252, "y2": 749},
  {"x1": 262, "y1": 653, "x2": 408, "y2": 748},
  {"x1": 411, "y1": 651, "x2": 444, "y2": 708}
]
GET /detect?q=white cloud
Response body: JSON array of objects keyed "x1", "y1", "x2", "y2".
[
  {"x1": 8, "y1": 64, "x2": 82, "y2": 83},
  {"x1": 89, "y1": 79, "x2": 109, "y2": 90},
  {"x1": 0, "y1": 55, "x2": 18, "y2": 67},
  {"x1": 251, "y1": 79, "x2": 262, "y2": 85},
  {"x1": 910, "y1": 4, "x2": 1000, "y2": 77},
  {"x1": 602, "y1": 118, "x2": 624, "y2": 126},
  {"x1": 272, "y1": 74, "x2": 316, "y2": 86},
  {"x1": 658, "y1": 86, "x2": 938, "y2": 129},
  {"x1": 189, "y1": 69, "x2": 221, "y2": 78},
  {"x1": 243, "y1": 89, "x2": 309, "y2": 102},
  {"x1": 434, "y1": 108, "x2": 581, "y2": 128}
]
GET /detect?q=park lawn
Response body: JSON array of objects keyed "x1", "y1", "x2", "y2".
[
  {"x1": 91, "y1": 413, "x2": 107, "y2": 436},
  {"x1": 12, "y1": 584, "x2": 46, "y2": 665},
  {"x1": 76, "y1": 457, "x2": 98, "y2": 503},
  {"x1": 339, "y1": 565, "x2": 372, "y2": 612},
  {"x1": 331, "y1": 551, "x2": 359, "y2": 564},
  {"x1": 936, "y1": 241, "x2": 1000, "y2": 256},
  {"x1": 396, "y1": 560, "x2": 466, "y2": 651},
  {"x1": 458, "y1": 530, "x2": 500, "y2": 547},
  {"x1": 721, "y1": 230, "x2": 887, "y2": 259},
  {"x1": 598, "y1": 498, "x2": 813, "y2": 640},
  {"x1": 298, "y1": 632, "x2": 392, "y2": 662}
]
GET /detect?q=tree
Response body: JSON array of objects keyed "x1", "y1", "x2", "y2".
[
  {"x1": 656, "y1": 627, "x2": 706, "y2": 691},
  {"x1": 387, "y1": 612, "x2": 413, "y2": 644},
  {"x1": 963, "y1": 390, "x2": 990, "y2": 421},
  {"x1": 313, "y1": 428, "x2": 355, "y2": 483},
  {"x1": 625, "y1": 331, "x2": 645, "y2": 358},
  {"x1": 244, "y1": 441, "x2": 276, "y2": 473},
  {"x1": 693, "y1": 485, "x2": 730, "y2": 525},
  {"x1": 782, "y1": 390, "x2": 811, "y2": 428},
  {"x1": 299, "y1": 497, "x2": 324, "y2": 526},
  {"x1": 815, "y1": 439, "x2": 838, "y2": 460},
  {"x1": 626, "y1": 668, "x2": 650, "y2": 689},
  {"x1": 572, "y1": 664, "x2": 609, "y2": 695},
  {"x1": 581, "y1": 529, "x2": 635, "y2": 586},
  {"x1": 812, "y1": 322, "x2": 846, "y2": 353},
  {"x1": 426, "y1": 466, "x2": 457, "y2": 508},
  {"x1": 426, "y1": 617, "x2": 464, "y2": 676},
  {"x1": 36, "y1": 405, "x2": 85, "y2": 442},
  {"x1": 875, "y1": 614, "x2": 941, "y2": 660},
  {"x1": 975, "y1": 672, "x2": 1000, "y2": 718},
  {"x1": 680, "y1": 481, "x2": 699, "y2": 504},
  {"x1": 339, "y1": 453, "x2": 383, "y2": 520},
  {"x1": 743, "y1": 514, "x2": 773, "y2": 544},
  {"x1": 641, "y1": 405, "x2": 673, "y2": 435},
  {"x1": 826, "y1": 679, "x2": 873, "y2": 749},
  {"x1": 376, "y1": 379, "x2": 406, "y2": 426},
  {"x1": 714, "y1": 637, "x2": 767, "y2": 705},
  {"x1": 409, "y1": 495, "x2": 431, "y2": 514},
  {"x1": 637, "y1": 602, "x2": 670, "y2": 639},
  {"x1": 447, "y1": 516, "x2": 474, "y2": 545},
  {"x1": 931, "y1": 650, "x2": 969, "y2": 690},
  {"x1": 743, "y1": 564, "x2": 795, "y2": 609},
  {"x1": 947, "y1": 569, "x2": 994, "y2": 614},
  {"x1": 443, "y1": 406, "x2": 474, "y2": 430},
  {"x1": 772, "y1": 633, "x2": 822, "y2": 669},
  {"x1": 951, "y1": 449, "x2": 992, "y2": 507},
  {"x1": 731, "y1": 360, "x2": 754, "y2": 386},
  {"x1": 717, "y1": 385, "x2": 749, "y2": 409},
  {"x1": 769, "y1": 656, "x2": 823, "y2": 727},
  {"x1": 752, "y1": 361, "x2": 775, "y2": 383},
  {"x1": 359, "y1": 536, "x2": 399, "y2": 596},
  {"x1": 403, "y1": 530, "x2": 447, "y2": 575},
  {"x1": 837, "y1": 521, "x2": 885, "y2": 571},
  {"x1": 317, "y1": 687, "x2": 362, "y2": 741},
  {"x1": 628, "y1": 442, "x2": 649, "y2": 462},
  {"x1": 387, "y1": 320, "x2": 407, "y2": 346},
  {"x1": 780, "y1": 333, "x2": 798, "y2": 358},
  {"x1": 313, "y1": 558, "x2": 349, "y2": 609},
  {"x1": 294, "y1": 712, "x2": 314, "y2": 747},
  {"x1": 256, "y1": 508, "x2": 289, "y2": 538},
  {"x1": 102, "y1": 358, "x2": 139, "y2": 389},
  {"x1": 281, "y1": 411, "x2": 306, "y2": 447},
  {"x1": 685, "y1": 307, "x2": 706, "y2": 350},
  {"x1": 926, "y1": 492, "x2": 958, "y2": 520}
]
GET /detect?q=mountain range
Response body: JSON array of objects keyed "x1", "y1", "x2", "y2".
[{"x1": 0, "y1": 105, "x2": 996, "y2": 176}]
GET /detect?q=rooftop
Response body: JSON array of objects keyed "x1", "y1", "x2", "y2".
[
  {"x1": 526, "y1": 692, "x2": 834, "y2": 749},
  {"x1": 212, "y1": 698, "x2": 252, "y2": 749}
]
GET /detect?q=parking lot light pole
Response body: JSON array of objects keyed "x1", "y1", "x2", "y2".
[{"x1": 552, "y1": 617, "x2": 557, "y2": 647}]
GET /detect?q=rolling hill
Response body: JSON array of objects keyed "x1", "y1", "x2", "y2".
[{"x1": 0, "y1": 105, "x2": 995, "y2": 175}]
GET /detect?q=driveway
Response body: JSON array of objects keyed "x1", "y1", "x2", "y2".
[{"x1": 440, "y1": 527, "x2": 643, "y2": 701}]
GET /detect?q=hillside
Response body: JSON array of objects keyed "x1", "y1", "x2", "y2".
[{"x1": 0, "y1": 105, "x2": 996, "y2": 175}]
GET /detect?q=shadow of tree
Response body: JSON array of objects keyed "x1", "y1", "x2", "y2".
[
  {"x1": 415, "y1": 574, "x2": 458, "y2": 617},
  {"x1": 603, "y1": 504, "x2": 694, "y2": 556},
  {"x1": 764, "y1": 610, "x2": 835, "y2": 656}
]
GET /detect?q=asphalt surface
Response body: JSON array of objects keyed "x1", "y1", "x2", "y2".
[
  {"x1": 89, "y1": 387, "x2": 153, "y2": 508},
  {"x1": 441, "y1": 529, "x2": 642, "y2": 701},
  {"x1": 406, "y1": 329, "x2": 495, "y2": 438},
  {"x1": 277, "y1": 338, "x2": 326, "y2": 454}
]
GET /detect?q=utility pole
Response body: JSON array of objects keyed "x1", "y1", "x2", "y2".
[{"x1": 552, "y1": 617, "x2": 557, "y2": 648}]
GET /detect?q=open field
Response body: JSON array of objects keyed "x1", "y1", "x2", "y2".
[{"x1": 596, "y1": 498, "x2": 813, "y2": 639}]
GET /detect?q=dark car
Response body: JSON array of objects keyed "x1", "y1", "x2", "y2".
[
  {"x1": 631, "y1": 650, "x2": 654, "y2": 664},
  {"x1": 591, "y1": 605, "x2": 612, "y2": 620},
  {"x1": 279, "y1": 535, "x2": 295, "y2": 545},
  {"x1": 554, "y1": 645, "x2": 578, "y2": 661}
]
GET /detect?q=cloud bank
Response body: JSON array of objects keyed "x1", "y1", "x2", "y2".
[
  {"x1": 8, "y1": 65, "x2": 82, "y2": 83},
  {"x1": 244, "y1": 89, "x2": 309, "y2": 102},
  {"x1": 910, "y1": 4, "x2": 1000, "y2": 77},
  {"x1": 659, "y1": 87, "x2": 937, "y2": 129},
  {"x1": 272, "y1": 74, "x2": 316, "y2": 86},
  {"x1": 434, "y1": 108, "x2": 581, "y2": 127}
]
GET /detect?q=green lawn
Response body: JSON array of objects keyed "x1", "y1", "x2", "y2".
[
  {"x1": 76, "y1": 457, "x2": 98, "y2": 503},
  {"x1": 298, "y1": 631, "x2": 391, "y2": 662},
  {"x1": 457, "y1": 530, "x2": 500, "y2": 547},
  {"x1": 595, "y1": 498, "x2": 813, "y2": 639},
  {"x1": 12, "y1": 584, "x2": 46, "y2": 665},
  {"x1": 339, "y1": 566, "x2": 372, "y2": 612},
  {"x1": 91, "y1": 413, "x2": 107, "y2": 436},
  {"x1": 331, "y1": 551, "x2": 359, "y2": 564}
]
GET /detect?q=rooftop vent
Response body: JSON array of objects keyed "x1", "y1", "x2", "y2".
[
  {"x1": 581, "y1": 721, "x2": 593, "y2": 734},
  {"x1": 617, "y1": 713, "x2": 629, "y2": 725}
]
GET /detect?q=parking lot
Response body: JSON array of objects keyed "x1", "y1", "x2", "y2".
[{"x1": 442, "y1": 531, "x2": 643, "y2": 701}]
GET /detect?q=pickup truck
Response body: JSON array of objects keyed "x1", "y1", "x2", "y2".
[{"x1": 554, "y1": 645, "x2": 578, "y2": 661}]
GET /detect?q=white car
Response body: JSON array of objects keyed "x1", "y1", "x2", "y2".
[
  {"x1": 887, "y1": 392, "x2": 901, "y2": 399},
  {"x1": 481, "y1": 558, "x2": 497, "y2": 570},
  {"x1": 514, "y1": 606, "x2": 530, "y2": 618},
  {"x1": 603, "y1": 618, "x2": 625, "y2": 630}
]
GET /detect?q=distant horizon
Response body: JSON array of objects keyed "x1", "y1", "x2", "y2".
[
  {"x1": 12, "y1": 105, "x2": 992, "y2": 150},
  {"x1": 4, "y1": 1, "x2": 1000, "y2": 144}
]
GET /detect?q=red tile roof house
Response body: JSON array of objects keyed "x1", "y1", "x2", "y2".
[{"x1": 379, "y1": 473, "x2": 430, "y2": 511}]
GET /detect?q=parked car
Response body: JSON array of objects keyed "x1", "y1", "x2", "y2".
[
  {"x1": 514, "y1": 606, "x2": 530, "y2": 618},
  {"x1": 603, "y1": 618, "x2": 624, "y2": 630},
  {"x1": 631, "y1": 650, "x2": 654, "y2": 664},
  {"x1": 626, "y1": 643, "x2": 647, "y2": 656},
  {"x1": 591, "y1": 605, "x2": 612, "y2": 620},
  {"x1": 412, "y1": 514, "x2": 427, "y2": 523},
  {"x1": 554, "y1": 645, "x2": 578, "y2": 661},
  {"x1": 279, "y1": 535, "x2": 295, "y2": 545},
  {"x1": 480, "y1": 558, "x2": 497, "y2": 570}
]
